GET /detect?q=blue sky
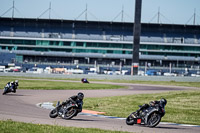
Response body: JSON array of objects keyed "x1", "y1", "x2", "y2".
[{"x1": 1, "y1": 0, "x2": 200, "y2": 25}]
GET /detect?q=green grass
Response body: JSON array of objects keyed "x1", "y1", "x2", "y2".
[
  {"x1": 84, "y1": 90, "x2": 200, "y2": 125},
  {"x1": 1, "y1": 76, "x2": 200, "y2": 88},
  {"x1": 0, "y1": 77, "x2": 124, "y2": 90},
  {"x1": 1, "y1": 76, "x2": 200, "y2": 125},
  {"x1": 0, "y1": 120, "x2": 129, "y2": 133},
  {"x1": 97, "y1": 79, "x2": 200, "y2": 88}
]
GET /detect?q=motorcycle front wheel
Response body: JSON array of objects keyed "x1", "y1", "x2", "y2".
[
  {"x1": 2, "y1": 88, "x2": 8, "y2": 95},
  {"x1": 49, "y1": 109, "x2": 58, "y2": 118},
  {"x1": 147, "y1": 113, "x2": 161, "y2": 127},
  {"x1": 126, "y1": 112, "x2": 137, "y2": 125},
  {"x1": 63, "y1": 107, "x2": 77, "y2": 119}
]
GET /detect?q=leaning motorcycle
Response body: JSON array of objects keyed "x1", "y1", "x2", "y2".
[
  {"x1": 126, "y1": 101, "x2": 166, "y2": 128},
  {"x1": 49, "y1": 101, "x2": 82, "y2": 119},
  {"x1": 2, "y1": 84, "x2": 15, "y2": 95},
  {"x1": 81, "y1": 78, "x2": 89, "y2": 83}
]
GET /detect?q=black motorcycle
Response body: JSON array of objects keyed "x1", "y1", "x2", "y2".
[
  {"x1": 49, "y1": 101, "x2": 83, "y2": 119},
  {"x1": 126, "y1": 101, "x2": 166, "y2": 128},
  {"x1": 2, "y1": 84, "x2": 17, "y2": 95}
]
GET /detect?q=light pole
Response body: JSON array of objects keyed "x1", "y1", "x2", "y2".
[{"x1": 131, "y1": 0, "x2": 142, "y2": 75}]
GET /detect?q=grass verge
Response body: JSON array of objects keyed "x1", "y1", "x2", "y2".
[
  {"x1": 0, "y1": 120, "x2": 129, "y2": 133},
  {"x1": 0, "y1": 77, "x2": 124, "y2": 90},
  {"x1": 108, "y1": 80, "x2": 200, "y2": 88},
  {"x1": 84, "y1": 90, "x2": 200, "y2": 125},
  {"x1": 1, "y1": 76, "x2": 200, "y2": 88}
]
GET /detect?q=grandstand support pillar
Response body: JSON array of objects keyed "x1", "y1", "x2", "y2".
[
  {"x1": 87, "y1": 57, "x2": 90, "y2": 64},
  {"x1": 144, "y1": 61, "x2": 147, "y2": 75},
  {"x1": 85, "y1": 57, "x2": 90, "y2": 64},
  {"x1": 131, "y1": 0, "x2": 142, "y2": 76}
]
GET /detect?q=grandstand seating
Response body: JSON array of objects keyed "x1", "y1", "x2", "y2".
[
  {"x1": 0, "y1": 18, "x2": 199, "y2": 44},
  {"x1": 1, "y1": 27, "x2": 199, "y2": 45},
  {"x1": 0, "y1": 51, "x2": 15, "y2": 63},
  {"x1": 0, "y1": 18, "x2": 200, "y2": 68}
]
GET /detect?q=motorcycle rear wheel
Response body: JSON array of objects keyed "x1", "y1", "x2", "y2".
[
  {"x1": 63, "y1": 107, "x2": 77, "y2": 119},
  {"x1": 49, "y1": 109, "x2": 58, "y2": 118},
  {"x1": 147, "y1": 113, "x2": 161, "y2": 127}
]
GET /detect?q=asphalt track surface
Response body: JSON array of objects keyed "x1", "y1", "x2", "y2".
[{"x1": 0, "y1": 79, "x2": 200, "y2": 133}]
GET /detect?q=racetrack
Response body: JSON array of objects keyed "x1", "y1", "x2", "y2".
[{"x1": 0, "y1": 80, "x2": 200, "y2": 133}]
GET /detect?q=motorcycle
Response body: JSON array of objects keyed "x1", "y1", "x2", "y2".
[
  {"x1": 126, "y1": 101, "x2": 166, "y2": 128},
  {"x1": 49, "y1": 101, "x2": 83, "y2": 119},
  {"x1": 2, "y1": 84, "x2": 17, "y2": 95},
  {"x1": 81, "y1": 78, "x2": 89, "y2": 83}
]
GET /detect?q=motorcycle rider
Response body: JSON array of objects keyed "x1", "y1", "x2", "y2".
[
  {"x1": 65, "y1": 92, "x2": 84, "y2": 109},
  {"x1": 4, "y1": 80, "x2": 19, "y2": 93},
  {"x1": 150, "y1": 98, "x2": 167, "y2": 107},
  {"x1": 59, "y1": 92, "x2": 84, "y2": 117},
  {"x1": 12, "y1": 80, "x2": 19, "y2": 93},
  {"x1": 136, "y1": 98, "x2": 167, "y2": 114},
  {"x1": 81, "y1": 78, "x2": 89, "y2": 83}
]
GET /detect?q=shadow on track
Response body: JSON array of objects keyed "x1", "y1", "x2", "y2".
[
  {"x1": 2, "y1": 93, "x2": 28, "y2": 96},
  {"x1": 55, "y1": 117, "x2": 98, "y2": 122},
  {"x1": 69, "y1": 118, "x2": 99, "y2": 122},
  {"x1": 156, "y1": 126, "x2": 185, "y2": 130},
  {"x1": 132, "y1": 125, "x2": 185, "y2": 130}
]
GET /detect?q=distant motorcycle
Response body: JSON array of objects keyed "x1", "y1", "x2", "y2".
[
  {"x1": 2, "y1": 81, "x2": 18, "y2": 95},
  {"x1": 126, "y1": 99, "x2": 166, "y2": 128},
  {"x1": 81, "y1": 78, "x2": 89, "y2": 83},
  {"x1": 49, "y1": 101, "x2": 83, "y2": 119}
]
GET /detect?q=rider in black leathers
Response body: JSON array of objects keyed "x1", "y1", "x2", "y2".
[
  {"x1": 81, "y1": 78, "x2": 89, "y2": 83},
  {"x1": 136, "y1": 98, "x2": 167, "y2": 114},
  {"x1": 61, "y1": 92, "x2": 84, "y2": 112}
]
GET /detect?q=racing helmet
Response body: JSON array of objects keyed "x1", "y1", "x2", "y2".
[
  {"x1": 15, "y1": 80, "x2": 18, "y2": 83},
  {"x1": 77, "y1": 92, "x2": 84, "y2": 100},
  {"x1": 160, "y1": 98, "x2": 167, "y2": 106}
]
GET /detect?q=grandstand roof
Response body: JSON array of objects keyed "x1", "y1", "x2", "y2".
[{"x1": 0, "y1": 17, "x2": 200, "y2": 33}]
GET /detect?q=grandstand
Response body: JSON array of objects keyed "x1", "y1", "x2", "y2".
[{"x1": 0, "y1": 17, "x2": 200, "y2": 68}]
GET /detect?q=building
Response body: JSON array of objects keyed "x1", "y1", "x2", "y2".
[{"x1": 0, "y1": 17, "x2": 200, "y2": 68}]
